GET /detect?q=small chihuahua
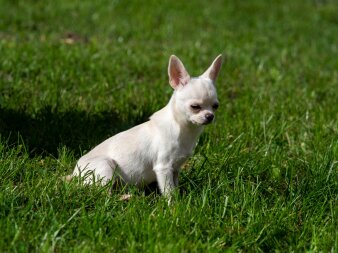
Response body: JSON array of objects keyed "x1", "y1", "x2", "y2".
[{"x1": 69, "y1": 54, "x2": 222, "y2": 196}]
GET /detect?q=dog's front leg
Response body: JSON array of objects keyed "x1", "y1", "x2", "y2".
[{"x1": 154, "y1": 165, "x2": 175, "y2": 197}]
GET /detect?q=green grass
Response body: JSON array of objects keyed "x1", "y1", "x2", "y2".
[{"x1": 0, "y1": 0, "x2": 337, "y2": 252}]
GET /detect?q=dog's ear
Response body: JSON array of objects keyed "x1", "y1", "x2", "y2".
[
  {"x1": 201, "y1": 54, "x2": 222, "y2": 83},
  {"x1": 168, "y1": 55, "x2": 190, "y2": 89}
]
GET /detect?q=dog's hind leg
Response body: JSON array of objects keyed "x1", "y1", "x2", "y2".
[{"x1": 73, "y1": 156, "x2": 117, "y2": 185}]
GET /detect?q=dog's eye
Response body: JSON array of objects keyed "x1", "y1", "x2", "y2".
[
  {"x1": 212, "y1": 103, "x2": 219, "y2": 110},
  {"x1": 190, "y1": 104, "x2": 201, "y2": 110}
]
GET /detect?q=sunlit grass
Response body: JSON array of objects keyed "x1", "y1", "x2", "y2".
[{"x1": 0, "y1": 0, "x2": 337, "y2": 252}]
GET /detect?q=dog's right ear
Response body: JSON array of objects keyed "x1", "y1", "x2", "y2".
[{"x1": 168, "y1": 55, "x2": 190, "y2": 89}]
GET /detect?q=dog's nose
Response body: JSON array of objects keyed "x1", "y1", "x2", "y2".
[{"x1": 205, "y1": 113, "x2": 214, "y2": 122}]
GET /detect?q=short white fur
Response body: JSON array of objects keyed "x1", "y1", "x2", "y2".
[{"x1": 70, "y1": 54, "x2": 222, "y2": 196}]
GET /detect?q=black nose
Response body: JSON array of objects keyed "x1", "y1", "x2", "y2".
[{"x1": 205, "y1": 113, "x2": 214, "y2": 122}]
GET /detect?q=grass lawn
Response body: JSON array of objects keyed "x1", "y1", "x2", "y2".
[{"x1": 0, "y1": 0, "x2": 337, "y2": 252}]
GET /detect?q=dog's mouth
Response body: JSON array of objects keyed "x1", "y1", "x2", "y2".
[
  {"x1": 191, "y1": 120, "x2": 213, "y2": 126},
  {"x1": 201, "y1": 117, "x2": 214, "y2": 125},
  {"x1": 202, "y1": 120, "x2": 213, "y2": 125}
]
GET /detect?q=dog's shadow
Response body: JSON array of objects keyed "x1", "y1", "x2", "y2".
[
  {"x1": 0, "y1": 106, "x2": 152, "y2": 157},
  {"x1": 1, "y1": 106, "x2": 197, "y2": 196}
]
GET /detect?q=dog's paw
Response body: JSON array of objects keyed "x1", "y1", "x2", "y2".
[{"x1": 119, "y1": 194, "x2": 133, "y2": 201}]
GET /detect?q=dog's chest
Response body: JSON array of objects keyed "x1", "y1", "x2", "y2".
[{"x1": 162, "y1": 138, "x2": 195, "y2": 168}]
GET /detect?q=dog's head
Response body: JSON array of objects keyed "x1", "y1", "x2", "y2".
[{"x1": 168, "y1": 55, "x2": 222, "y2": 126}]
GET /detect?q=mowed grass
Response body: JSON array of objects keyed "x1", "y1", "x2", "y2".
[{"x1": 0, "y1": 0, "x2": 337, "y2": 252}]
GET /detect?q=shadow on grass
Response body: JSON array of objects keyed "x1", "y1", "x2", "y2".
[{"x1": 0, "y1": 106, "x2": 151, "y2": 156}]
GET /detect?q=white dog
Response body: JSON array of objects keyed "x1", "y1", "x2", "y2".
[{"x1": 68, "y1": 54, "x2": 222, "y2": 196}]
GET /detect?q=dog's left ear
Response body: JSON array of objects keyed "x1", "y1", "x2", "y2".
[{"x1": 201, "y1": 54, "x2": 222, "y2": 83}]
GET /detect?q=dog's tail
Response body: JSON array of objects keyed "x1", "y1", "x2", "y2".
[{"x1": 62, "y1": 174, "x2": 73, "y2": 182}]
